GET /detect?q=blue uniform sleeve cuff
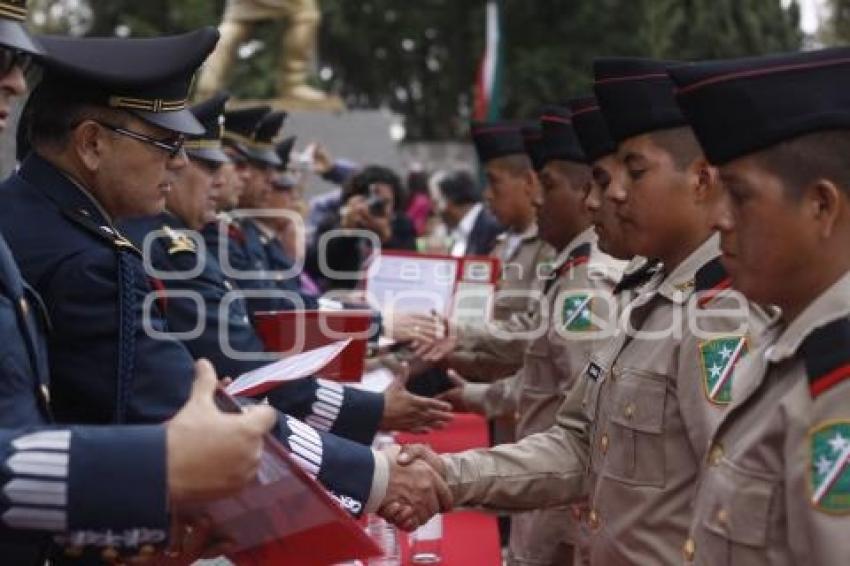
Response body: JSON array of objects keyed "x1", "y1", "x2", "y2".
[
  {"x1": 330, "y1": 386, "x2": 383, "y2": 446},
  {"x1": 67, "y1": 426, "x2": 168, "y2": 532}
]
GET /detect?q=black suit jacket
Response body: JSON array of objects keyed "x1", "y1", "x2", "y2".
[{"x1": 465, "y1": 206, "x2": 504, "y2": 257}]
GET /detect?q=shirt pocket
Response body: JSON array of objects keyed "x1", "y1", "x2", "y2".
[
  {"x1": 698, "y1": 462, "x2": 776, "y2": 565},
  {"x1": 602, "y1": 369, "x2": 667, "y2": 487}
]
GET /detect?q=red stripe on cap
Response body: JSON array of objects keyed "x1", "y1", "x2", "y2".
[
  {"x1": 677, "y1": 57, "x2": 850, "y2": 95},
  {"x1": 595, "y1": 72, "x2": 669, "y2": 86},
  {"x1": 811, "y1": 363, "x2": 850, "y2": 398},
  {"x1": 570, "y1": 104, "x2": 600, "y2": 117},
  {"x1": 541, "y1": 115, "x2": 572, "y2": 124},
  {"x1": 697, "y1": 277, "x2": 732, "y2": 308}
]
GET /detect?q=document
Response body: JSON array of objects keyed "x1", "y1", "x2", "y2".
[{"x1": 226, "y1": 340, "x2": 352, "y2": 397}]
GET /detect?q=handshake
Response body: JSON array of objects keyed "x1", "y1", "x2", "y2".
[{"x1": 378, "y1": 444, "x2": 453, "y2": 531}]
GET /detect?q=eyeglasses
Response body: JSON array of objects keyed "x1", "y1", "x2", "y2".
[
  {"x1": 0, "y1": 47, "x2": 33, "y2": 76},
  {"x1": 95, "y1": 121, "x2": 186, "y2": 159}
]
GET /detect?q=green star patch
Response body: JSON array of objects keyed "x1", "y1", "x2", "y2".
[
  {"x1": 698, "y1": 336, "x2": 747, "y2": 405},
  {"x1": 810, "y1": 421, "x2": 850, "y2": 514},
  {"x1": 562, "y1": 293, "x2": 593, "y2": 332}
]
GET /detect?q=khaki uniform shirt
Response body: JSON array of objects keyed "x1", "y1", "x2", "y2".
[
  {"x1": 443, "y1": 234, "x2": 772, "y2": 565},
  {"x1": 684, "y1": 270, "x2": 850, "y2": 566},
  {"x1": 449, "y1": 223, "x2": 554, "y2": 381}
]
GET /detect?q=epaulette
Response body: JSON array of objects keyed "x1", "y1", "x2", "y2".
[
  {"x1": 694, "y1": 256, "x2": 732, "y2": 307},
  {"x1": 613, "y1": 258, "x2": 662, "y2": 294},
  {"x1": 63, "y1": 208, "x2": 141, "y2": 256},
  {"x1": 801, "y1": 317, "x2": 850, "y2": 398},
  {"x1": 543, "y1": 243, "x2": 591, "y2": 295},
  {"x1": 162, "y1": 225, "x2": 196, "y2": 255}
]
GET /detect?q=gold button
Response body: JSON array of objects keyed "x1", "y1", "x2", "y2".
[
  {"x1": 683, "y1": 537, "x2": 696, "y2": 562},
  {"x1": 19, "y1": 297, "x2": 28, "y2": 317},
  {"x1": 139, "y1": 545, "x2": 156, "y2": 557},
  {"x1": 716, "y1": 508, "x2": 729, "y2": 526},
  {"x1": 64, "y1": 546, "x2": 83, "y2": 557},
  {"x1": 601, "y1": 433, "x2": 609, "y2": 453},
  {"x1": 588, "y1": 509, "x2": 600, "y2": 530},
  {"x1": 101, "y1": 547, "x2": 119, "y2": 562},
  {"x1": 709, "y1": 443, "x2": 724, "y2": 466},
  {"x1": 625, "y1": 403, "x2": 635, "y2": 418}
]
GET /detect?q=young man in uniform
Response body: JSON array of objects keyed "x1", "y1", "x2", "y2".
[
  {"x1": 670, "y1": 46, "x2": 850, "y2": 566},
  {"x1": 388, "y1": 58, "x2": 771, "y2": 565}
]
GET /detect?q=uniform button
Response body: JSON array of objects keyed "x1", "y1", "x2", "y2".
[
  {"x1": 588, "y1": 509, "x2": 601, "y2": 531},
  {"x1": 64, "y1": 546, "x2": 83, "y2": 557},
  {"x1": 624, "y1": 403, "x2": 635, "y2": 419},
  {"x1": 600, "y1": 433, "x2": 609, "y2": 454},
  {"x1": 19, "y1": 297, "x2": 29, "y2": 317},
  {"x1": 683, "y1": 537, "x2": 696, "y2": 562},
  {"x1": 716, "y1": 508, "x2": 729, "y2": 526},
  {"x1": 709, "y1": 443, "x2": 724, "y2": 466},
  {"x1": 101, "y1": 547, "x2": 119, "y2": 562}
]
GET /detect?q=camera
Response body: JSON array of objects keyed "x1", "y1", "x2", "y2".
[{"x1": 366, "y1": 195, "x2": 388, "y2": 217}]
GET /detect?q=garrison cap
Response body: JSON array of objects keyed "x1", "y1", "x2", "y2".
[
  {"x1": 34, "y1": 28, "x2": 219, "y2": 136},
  {"x1": 594, "y1": 57, "x2": 687, "y2": 143},
  {"x1": 0, "y1": 0, "x2": 41, "y2": 55},
  {"x1": 568, "y1": 96, "x2": 617, "y2": 162},
  {"x1": 185, "y1": 91, "x2": 229, "y2": 164},
  {"x1": 539, "y1": 105, "x2": 586, "y2": 165},
  {"x1": 669, "y1": 47, "x2": 850, "y2": 165},
  {"x1": 275, "y1": 136, "x2": 297, "y2": 171},
  {"x1": 471, "y1": 120, "x2": 526, "y2": 164},
  {"x1": 520, "y1": 121, "x2": 546, "y2": 171}
]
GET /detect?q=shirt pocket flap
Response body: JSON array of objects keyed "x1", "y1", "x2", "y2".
[
  {"x1": 609, "y1": 374, "x2": 666, "y2": 434},
  {"x1": 703, "y1": 467, "x2": 775, "y2": 547}
]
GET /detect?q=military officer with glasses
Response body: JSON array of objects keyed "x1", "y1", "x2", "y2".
[{"x1": 0, "y1": 2, "x2": 283, "y2": 565}]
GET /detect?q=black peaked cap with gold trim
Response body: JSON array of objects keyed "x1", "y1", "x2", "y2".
[
  {"x1": 594, "y1": 57, "x2": 687, "y2": 143},
  {"x1": 471, "y1": 120, "x2": 526, "y2": 164},
  {"x1": 275, "y1": 136, "x2": 296, "y2": 171},
  {"x1": 185, "y1": 91, "x2": 230, "y2": 164},
  {"x1": 242, "y1": 110, "x2": 286, "y2": 167},
  {"x1": 0, "y1": 0, "x2": 41, "y2": 55},
  {"x1": 539, "y1": 105, "x2": 585, "y2": 166},
  {"x1": 520, "y1": 121, "x2": 545, "y2": 171},
  {"x1": 568, "y1": 96, "x2": 617, "y2": 163},
  {"x1": 669, "y1": 47, "x2": 850, "y2": 165},
  {"x1": 33, "y1": 27, "x2": 219, "y2": 135}
]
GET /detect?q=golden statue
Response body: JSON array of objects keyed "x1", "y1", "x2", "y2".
[{"x1": 197, "y1": 0, "x2": 342, "y2": 110}]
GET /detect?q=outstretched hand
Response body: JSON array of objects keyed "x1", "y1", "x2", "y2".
[{"x1": 381, "y1": 363, "x2": 454, "y2": 433}]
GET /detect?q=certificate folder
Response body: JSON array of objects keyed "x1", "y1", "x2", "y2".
[
  {"x1": 254, "y1": 310, "x2": 373, "y2": 382},
  {"x1": 200, "y1": 390, "x2": 381, "y2": 566}
]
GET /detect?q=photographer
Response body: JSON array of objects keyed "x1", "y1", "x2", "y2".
[{"x1": 307, "y1": 165, "x2": 416, "y2": 291}]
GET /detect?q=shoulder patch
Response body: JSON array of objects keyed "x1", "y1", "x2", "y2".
[
  {"x1": 801, "y1": 318, "x2": 850, "y2": 398},
  {"x1": 613, "y1": 259, "x2": 662, "y2": 295},
  {"x1": 561, "y1": 292, "x2": 594, "y2": 332},
  {"x1": 809, "y1": 420, "x2": 850, "y2": 514},
  {"x1": 698, "y1": 335, "x2": 748, "y2": 405},
  {"x1": 163, "y1": 226, "x2": 197, "y2": 255},
  {"x1": 695, "y1": 256, "x2": 732, "y2": 308}
]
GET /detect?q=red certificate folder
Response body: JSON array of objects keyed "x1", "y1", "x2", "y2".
[
  {"x1": 254, "y1": 310, "x2": 374, "y2": 382},
  {"x1": 364, "y1": 251, "x2": 500, "y2": 321},
  {"x1": 200, "y1": 390, "x2": 381, "y2": 566}
]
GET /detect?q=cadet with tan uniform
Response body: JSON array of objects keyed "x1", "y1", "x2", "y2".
[
  {"x1": 387, "y1": 58, "x2": 771, "y2": 565},
  {"x1": 425, "y1": 122, "x2": 554, "y2": 384},
  {"x1": 669, "y1": 46, "x2": 850, "y2": 566}
]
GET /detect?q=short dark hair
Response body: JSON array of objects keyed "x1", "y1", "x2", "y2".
[
  {"x1": 752, "y1": 130, "x2": 850, "y2": 198},
  {"x1": 548, "y1": 160, "x2": 592, "y2": 192},
  {"x1": 24, "y1": 86, "x2": 128, "y2": 151},
  {"x1": 435, "y1": 170, "x2": 481, "y2": 206},
  {"x1": 344, "y1": 165, "x2": 406, "y2": 212},
  {"x1": 648, "y1": 126, "x2": 703, "y2": 171}
]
